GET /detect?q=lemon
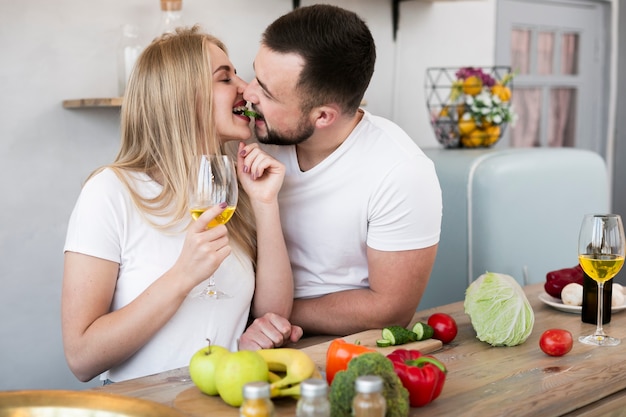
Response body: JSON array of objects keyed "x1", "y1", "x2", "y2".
[
  {"x1": 458, "y1": 115, "x2": 477, "y2": 136},
  {"x1": 461, "y1": 131, "x2": 484, "y2": 148},
  {"x1": 484, "y1": 125, "x2": 501, "y2": 145},
  {"x1": 492, "y1": 84, "x2": 511, "y2": 102},
  {"x1": 462, "y1": 75, "x2": 483, "y2": 96}
]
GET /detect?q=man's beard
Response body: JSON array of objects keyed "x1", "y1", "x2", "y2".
[{"x1": 256, "y1": 118, "x2": 315, "y2": 146}]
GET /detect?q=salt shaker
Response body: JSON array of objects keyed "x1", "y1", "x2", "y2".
[
  {"x1": 296, "y1": 378, "x2": 330, "y2": 417},
  {"x1": 240, "y1": 381, "x2": 275, "y2": 417},
  {"x1": 352, "y1": 375, "x2": 386, "y2": 417}
]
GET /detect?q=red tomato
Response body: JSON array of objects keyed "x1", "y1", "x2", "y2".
[
  {"x1": 427, "y1": 313, "x2": 458, "y2": 344},
  {"x1": 539, "y1": 329, "x2": 573, "y2": 357}
]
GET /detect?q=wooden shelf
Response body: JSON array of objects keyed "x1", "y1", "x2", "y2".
[{"x1": 63, "y1": 97, "x2": 122, "y2": 109}]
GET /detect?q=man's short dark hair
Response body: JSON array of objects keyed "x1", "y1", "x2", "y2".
[{"x1": 262, "y1": 4, "x2": 376, "y2": 114}]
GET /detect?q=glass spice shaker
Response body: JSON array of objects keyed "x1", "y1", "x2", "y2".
[
  {"x1": 240, "y1": 381, "x2": 275, "y2": 417},
  {"x1": 352, "y1": 375, "x2": 386, "y2": 417},
  {"x1": 296, "y1": 378, "x2": 330, "y2": 417}
]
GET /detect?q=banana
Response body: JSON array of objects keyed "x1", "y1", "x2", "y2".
[{"x1": 257, "y1": 348, "x2": 316, "y2": 392}]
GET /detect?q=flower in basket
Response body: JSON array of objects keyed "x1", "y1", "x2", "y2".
[{"x1": 428, "y1": 67, "x2": 516, "y2": 148}]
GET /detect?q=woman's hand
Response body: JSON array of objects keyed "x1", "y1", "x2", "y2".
[
  {"x1": 173, "y1": 204, "x2": 232, "y2": 294},
  {"x1": 239, "y1": 312, "x2": 303, "y2": 350},
  {"x1": 237, "y1": 142, "x2": 285, "y2": 205}
]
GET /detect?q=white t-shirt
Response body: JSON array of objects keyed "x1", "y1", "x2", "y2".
[
  {"x1": 262, "y1": 110, "x2": 442, "y2": 299},
  {"x1": 64, "y1": 168, "x2": 254, "y2": 382}
]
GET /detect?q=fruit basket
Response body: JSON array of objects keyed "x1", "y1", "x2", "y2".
[{"x1": 425, "y1": 66, "x2": 515, "y2": 148}]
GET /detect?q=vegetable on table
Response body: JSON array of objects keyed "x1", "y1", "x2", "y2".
[
  {"x1": 544, "y1": 264, "x2": 584, "y2": 299},
  {"x1": 386, "y1": 349, "x2": 447, "y2": 407},
  {"x1": 325, "y1": 339, "x2": 374, "y2": 384},
  {"x1": 411, "y1": 322, "x2": 434, "y2": 341},
  {"x1": 427, "y1": 313, "x2": 457, "y2": 344},
  {"x1": 328, "y1": 352, "x2": 409, "y2": 417},
  {"x1": 379, "y1": 323, "x2": 434, "y2": 347},
  {"x1": 539, "y1": 329, "x2": 573, "y2": 357},
  {"x1": 381, "y1": 326, "x2": 417, "y2": 345},
  {"x1": 561, "y1": 282, "x2": 583, "y2": 306},
  {"x1": 464, "y1": 272, "x2": 534, "y2": 346}
]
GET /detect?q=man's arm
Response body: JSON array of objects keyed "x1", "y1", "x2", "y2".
[{"x1": 289, "y1": 244, "x2": 438, "y2": 336}]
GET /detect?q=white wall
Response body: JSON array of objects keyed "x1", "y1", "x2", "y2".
[
  {"x1": 0, "y1": 0, "x2": 429, "y2": 391},
  {"x1": 0, "y1": 0, "x2": 290, "y2": 391},
  {"x1": 394, "y1": 0, "x2": 497, "y2": 149}
]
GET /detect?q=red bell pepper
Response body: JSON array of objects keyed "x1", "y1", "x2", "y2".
[
  {"x1": 387, "y1": 349, "x2": 447, "y2": 407},
  {"x1": 325, "y1": 339, "x2": 374, "y2": 384},
  {"x1": 544, "y1": 264, "x2": 584, "y2": 299}
]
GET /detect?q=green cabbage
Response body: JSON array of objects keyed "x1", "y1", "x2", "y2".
[{"x1": 464, "y1": 272, "x2": 534, "y2": 346}]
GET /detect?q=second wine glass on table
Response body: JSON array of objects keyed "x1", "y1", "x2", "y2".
[
  {"x1": 189, "y1": 155, "x2": 238, "y2": 300},
  {"x1": 578, "y1": 214, "x2": 625, "y2": 346}
]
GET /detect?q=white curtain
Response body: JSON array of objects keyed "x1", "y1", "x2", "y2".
[{"x1": 510, "y1": 30, "x2": 578, "y2": 147}]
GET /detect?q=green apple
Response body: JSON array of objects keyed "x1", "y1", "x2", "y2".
[
  {"x1": 189, "y1": 344, "x2": 230, "y2": 396},
  {"x1": 215, "y1": 350, "x2": 269, "y2": 406}
]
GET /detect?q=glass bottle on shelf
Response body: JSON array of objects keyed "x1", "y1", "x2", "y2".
[
  {"x1": 117, "y1": 24, "x2": 142, "y2": 97},
  {"x1": 155, "y1": 0, "x2": 184, "y2": 39},
  {"x1": 296, "y1": 379, "x2": 331, "y2": 417}
]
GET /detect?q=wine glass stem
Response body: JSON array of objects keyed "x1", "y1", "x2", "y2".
[
  {"x1": 205, "y1": 275, "x2": 216, "y2": 296},
  {"x1": 596, "y1": 281, "x2": 606, "y2": 336}
]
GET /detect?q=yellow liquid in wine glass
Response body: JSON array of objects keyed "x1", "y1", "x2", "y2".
[
  {"x1": 190, "y1": 206, "x2": 236, "y2": 228},
  {"x1": 579, "y1": 254, "x2": 625, "y2": 283}
]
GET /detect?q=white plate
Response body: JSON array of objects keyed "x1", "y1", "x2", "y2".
[{"x1": 538, "y1": 292, "x2": 626, "y2": 314}]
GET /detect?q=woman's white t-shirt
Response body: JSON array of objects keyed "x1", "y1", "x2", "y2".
[
  {"x1": 64, "y1": 168, "x2": 254, "y2": 382},
  {"x1": 262, "y1": 110, "x2": 442, "y2": 299}
]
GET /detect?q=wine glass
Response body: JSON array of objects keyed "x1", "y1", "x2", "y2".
[
  {"x1": 189, "y1": 154, "x2": 238, "y2": 299},
  {"x1": 578, "y1": 214, "x2": 625, "y2": 346}
]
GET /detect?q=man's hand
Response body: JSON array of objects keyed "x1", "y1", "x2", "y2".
[{"x1": 239, "y1": 313, "x2": 303, "y2": 350}]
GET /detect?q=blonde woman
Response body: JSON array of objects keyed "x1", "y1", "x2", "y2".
[{"x1": 62, "y1": 26, "x2": 300, "y2": 384}]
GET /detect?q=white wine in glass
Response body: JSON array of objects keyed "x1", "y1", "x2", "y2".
[
  {"x1": 189, "y1": 154, "x2": 238, "y2": 299},
  {"x1": 578, "y1": 214, "x2": 625, "y2": 346}
]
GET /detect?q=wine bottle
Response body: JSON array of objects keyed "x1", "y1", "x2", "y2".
[{"x1": 581, "y1": 270, "x2": 612, "y2": 324}]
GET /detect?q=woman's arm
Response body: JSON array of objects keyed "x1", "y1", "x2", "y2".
[
  {"x1": 61, "y1": 205, "x2": 231, "y2": 382},
  {"x1": 237, "y1": 142, "x2": 293, "y2": 319}
]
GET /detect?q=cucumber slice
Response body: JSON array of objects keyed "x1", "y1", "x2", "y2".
[
  {"x1": 411, "y1": 322, "x2": 434, "y2": 341},
  {"x1": 376, "y1": 339, "x2": 392, "y2": 347},
  {"x1": 381, "y1": 326, "x2": 418, "y2": 345}
]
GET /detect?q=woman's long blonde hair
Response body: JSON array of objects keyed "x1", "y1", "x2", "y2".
[{"x1": 89, "y1": 26, "x2": 256, "y2": 264}]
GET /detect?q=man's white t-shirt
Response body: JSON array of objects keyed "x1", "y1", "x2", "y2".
[
  {"x1": 64, "y1": 168, "x2": 254, "y2": 382},
  {"x1": 262, "y1": 110, "x2": 442, "y2": 299}
]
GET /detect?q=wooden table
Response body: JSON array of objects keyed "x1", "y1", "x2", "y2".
[{"x1": 93, "y1": 284, "x2": 626, "y2": 416}]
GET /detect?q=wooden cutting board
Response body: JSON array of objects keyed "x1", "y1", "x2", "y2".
[
  {"x1": 299, "y1": 329, "x2": 443, "y2": 372},
  {"x1": 173, "y1": 330, "x2": 443, "y2": 417}
]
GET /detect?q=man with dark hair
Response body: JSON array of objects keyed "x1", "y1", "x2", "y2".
[{"x1": 244, "y1": 4, "x2": 442, "y2": 336}]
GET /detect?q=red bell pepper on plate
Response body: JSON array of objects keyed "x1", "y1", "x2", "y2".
[
  {"x1": 325, "y1": 339, "x2": 374, "y2": 384},
  {"x1": 544, "y1": 264, "x2": 584, "y2": 299},
  {"x1": 387, "y1": 348, "x2": 447, "y2": 407}
]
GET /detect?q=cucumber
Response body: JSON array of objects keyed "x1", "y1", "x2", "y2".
[
  {"x1": 381, "y1": 326, "x2": 418, "y2": 345},
  {"x1": 376, "y1": 339, "x2": 392, "y2": 347},
  {"x1": 411, "y1": 322, "x2": 435, "y2": 341}
]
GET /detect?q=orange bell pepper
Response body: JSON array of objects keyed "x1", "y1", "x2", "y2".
[{"x1": 325, "y1": 339, "x2": 374, "y2": 384}]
